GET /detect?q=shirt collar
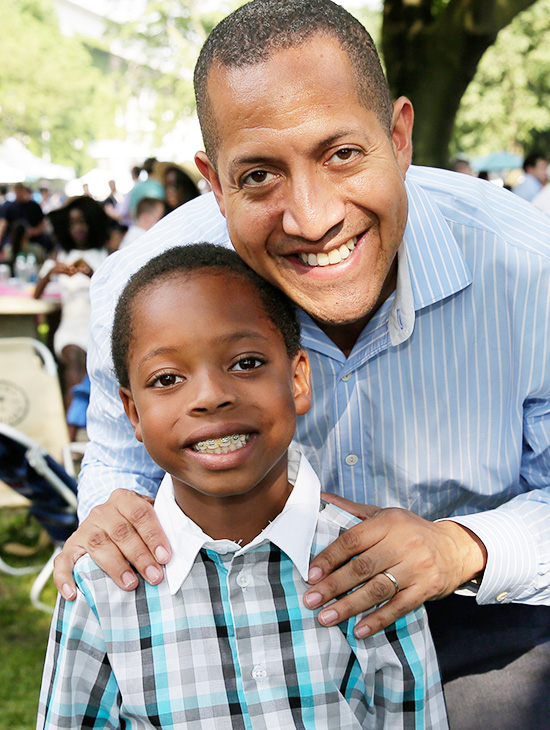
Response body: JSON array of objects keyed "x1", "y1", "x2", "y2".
[
  {"x1": 154, "y1": 449, "x2": 320, "y2": 594},
  {"x1": 403, "y1": 169, "x2": 472, "y2": 312}
]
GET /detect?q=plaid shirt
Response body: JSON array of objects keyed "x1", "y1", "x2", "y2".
[{"x1": 38, "y1": 452, "x2": 447, "y2": 729}]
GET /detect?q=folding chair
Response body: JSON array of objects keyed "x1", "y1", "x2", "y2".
[
  {"x1": 0, "y1": 423, "x2": 78, "y2": 613},
  {"x1": 0, "y1": 337, "x2": 69, "y2": 462}
]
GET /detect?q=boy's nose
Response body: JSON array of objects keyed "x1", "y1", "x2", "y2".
[{"x1": 186, "y1": 371, "x2": 235, "y2": 415}]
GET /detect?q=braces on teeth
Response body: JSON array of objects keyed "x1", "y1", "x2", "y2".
[{"x1": 192, "y1": 434, "x2": 250, "y2": 454}]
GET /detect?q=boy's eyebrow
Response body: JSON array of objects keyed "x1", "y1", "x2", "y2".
[{"x1": 137, "y1": 330, "x2": 271, "y2": 367}]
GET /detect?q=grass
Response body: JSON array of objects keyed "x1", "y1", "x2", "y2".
[{"x1": 0, "y1": 509, "x2": 57, "y2": 730}]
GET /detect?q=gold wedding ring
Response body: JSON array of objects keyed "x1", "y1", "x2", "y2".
[{"x1": 381, "y1": 570, "x2": 400, "y2": 595}]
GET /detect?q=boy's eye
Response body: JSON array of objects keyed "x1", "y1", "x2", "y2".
[
  {"x1": 151, "y1": 373, "x2": 183, "y2": 388},
  {"x1": 231, "y1": 357, "x2": 265, "y2": 372}
]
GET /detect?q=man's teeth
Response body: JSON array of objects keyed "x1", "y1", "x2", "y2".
[
  {"x1": 298, "y1": 238, "x2": 357, "y2": 267},
  {"x1": 192, "y1": 434, "x2": 250, "y2": 454}
]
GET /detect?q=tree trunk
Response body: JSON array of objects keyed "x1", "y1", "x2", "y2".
[{"x1": 381, "y1": 0, "x2": 538, "y2": 168}]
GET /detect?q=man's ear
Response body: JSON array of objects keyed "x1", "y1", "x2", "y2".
[
  {"x1": 291, "y1": 350, "x2": 312, "y2": 416},
  {"x1": 195, "y1": 151, "x2": 226, "y2": 217},
  {"x1": 118, "y1": 387, "x2": 143, "y2": 443},
  {"x1": 390, "y1": 97, "x2": 414, "y2": 177}
]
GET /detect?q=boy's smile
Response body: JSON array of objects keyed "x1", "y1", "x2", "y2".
[{"x1": 120, "y1": 269, "x2": 311, "y2": 542}]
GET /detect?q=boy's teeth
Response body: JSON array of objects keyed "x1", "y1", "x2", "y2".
[
  {"x1": 299, "y1": 238, "x2": 356, "y2": 267},
  {"x1": 192, "y1": 433, "x2": 250, "y2": 454}
]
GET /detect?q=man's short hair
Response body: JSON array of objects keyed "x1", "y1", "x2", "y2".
[
  {"x1": 111, "y1": 243, "x2": 302, "y2": 390},
  {"x1": 523, "y1": 152, "x2": 548, "y2": 172},
  {"x1": 136, "y1": 196, "x2": 165, "y2": 220},
  {"x1": 194, "y1": 0, "x2": 393, "y2": 164}
]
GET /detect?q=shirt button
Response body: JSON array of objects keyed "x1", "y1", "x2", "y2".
[
  {"x1": 341, "y1": 373, "x2": 352, "y2": 382},
  {"x1": 496, "y1": 591, "x2": 509, "y2": 603},
  {"x1": 252, "y1": 666, "x2": 267, "y2": 681},
  {"x1": 345, "y1": 453, "x2": 359, "y2": 466},
  {"x1": 237, "y1": 572, "x2": 251, "y2": 588}
]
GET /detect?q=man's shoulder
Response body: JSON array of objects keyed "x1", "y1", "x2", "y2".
[
  {"x1": 408, "y1": 165, "x2": 550, "y2": 258},
  {"x1": 91, "y1": 192, "x2": 230, "y2": 298}
]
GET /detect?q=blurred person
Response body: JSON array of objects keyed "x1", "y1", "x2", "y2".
[
  {"x1": 103, "y1": 179, "x2": 124, "y2": 221},
  {"x1": 128, "y1": 157, "x2": 165, "y2": 218},
  {"x1": 118, "y1": 165, "x2": 142, "y2": 226},
  {"x1": 0, "y1": 182, "x2": 50, "y2": 254},
  {"x1": 452, "y1": 158, "x2": 474, "y2": 175},
  {"x1": 163, "y1": 164, "x2": 200, "y2": 212},
  {"x1": 34, "y1": 196, "x2": 111, "y2": 412},
  {"x1": 120, "y1": 196, "x2": 166, "y2": 249},
  {"x1": 106, "y1": 220, "x2": 129, "y2": 254},
  {"x1": 512, "y1": 151, "x2": 549, "y2": 201}
]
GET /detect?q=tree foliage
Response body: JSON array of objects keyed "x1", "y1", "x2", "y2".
[
  {"x1": 0, "y1": 0, "x2": 118, "y2": 173},
  {"x1": 453, "y1": 0, "x2": 550, "y2": 161},
  {"x1": 381, "y1": 0, "x2": 539, "y2": 167}
]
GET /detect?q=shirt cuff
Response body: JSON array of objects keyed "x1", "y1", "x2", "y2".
[{"x1": 440, "y1": 509, "x2": 538, "y2": 604}]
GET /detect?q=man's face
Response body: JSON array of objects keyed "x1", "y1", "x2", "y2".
[
  {"x1": 528, "y1": 158, "x2": 549, "y2": 185},
  {"x1": 195, "y1": 35, "x2": 413, "y2": 330}
]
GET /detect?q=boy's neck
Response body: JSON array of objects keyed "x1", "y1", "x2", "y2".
[{"x1": 171, "y1": 457, "x2": 294, "y2": 545}]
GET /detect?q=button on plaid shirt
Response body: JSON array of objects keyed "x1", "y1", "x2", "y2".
[{"x1": 38, "y1": 452, "x2": 447, "y2": 729}]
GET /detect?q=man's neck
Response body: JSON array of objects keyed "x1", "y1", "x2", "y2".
[{"x1": 315, "y1": 258, "x2": 398, "y2": 357}]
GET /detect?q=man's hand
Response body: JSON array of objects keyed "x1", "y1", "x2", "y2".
[
  {"x1": 53, "y1": 489, "x2": 172, "y2": 600},
  {"x1": 304, "y1": 493, "x2": 487, "y2": 638}
]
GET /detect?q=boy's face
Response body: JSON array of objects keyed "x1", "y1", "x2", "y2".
[{"x1": 120, "y1": 270, "x2": 311, "y2": 510}]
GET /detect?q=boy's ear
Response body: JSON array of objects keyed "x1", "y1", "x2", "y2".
[
  {"x1": 118, "y1": 387, "x2": 143, "y2": 443},
  {"x1": 292, "y1": 350, "x2": 312, "y2": 416},
  {"x1": 195, "y1": 151, "x2": 226, "y2": 218}
]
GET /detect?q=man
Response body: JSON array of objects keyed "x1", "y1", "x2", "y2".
[
  {"x1": 55, "y1": 1, "x2": 550, "y2": 728},
  {"x1": 512, "y1": 151, "x2": 549, "y2": 201},
  {"x1": 0, "y1": 182, "x2": 48, "y2": 252}
]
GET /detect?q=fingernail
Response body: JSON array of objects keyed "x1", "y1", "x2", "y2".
[
  {"x1": 355, "y1": 623, "x2": 372, "y2": 638},
  {"x1": 122, "y1": 571, "x2": 138, "y2": 588},
  {"x1": 304, "y1": 591, "x2": 323, "y2": 608},
  {"x1": 155, "y1": 546, "x2": 170, "y2": 563},
  {"x1": 319, "y1": 608, "x2": 339, "y2": 625},
  {"x1": 308, "y1": 566, "x2": 323, "y2": 583},
  {"x1": 145, "y1": 565, "x2": 163, "y2": 584},
  {"x1": 62, "y1": 583, "x2": 76, "y2": 600}
]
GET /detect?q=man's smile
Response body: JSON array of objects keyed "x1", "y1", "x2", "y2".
[{"x1": 297, "y1": 237, "x2": 357, "y2": 267}]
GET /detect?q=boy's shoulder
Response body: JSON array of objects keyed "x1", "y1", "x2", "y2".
[{"x1": 312, "y1": 501, "x2": 362, "y2": 554}]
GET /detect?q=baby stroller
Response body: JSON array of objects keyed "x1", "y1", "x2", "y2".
[{"x1": 0, "y1": 422, "x2": 78, "y2": 613}]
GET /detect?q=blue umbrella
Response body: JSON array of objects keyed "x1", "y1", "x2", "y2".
[{"x1": 471, "y1": 151, "x2": 523, "y2": 172}]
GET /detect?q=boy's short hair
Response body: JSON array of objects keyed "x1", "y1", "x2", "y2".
[{"x1": 112, "y1": 243, "x2": 302, "y2": 390}]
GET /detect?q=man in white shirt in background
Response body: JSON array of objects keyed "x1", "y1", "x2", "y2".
[{"x1": 119, "y1": 196, "x2": 166, "y2": 250}]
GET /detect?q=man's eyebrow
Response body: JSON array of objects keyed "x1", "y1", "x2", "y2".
[{"x1": 228, "y1": 128, "x2": 365, "y2": 172}]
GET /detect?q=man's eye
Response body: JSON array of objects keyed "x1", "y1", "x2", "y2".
[
  {"x1": 242, "y1": 170, "x2": 275, "y2": 186},
  {"x1": 231, "y1": 357, "x2": 265, "y2": 371},
  {"x1": 331, "y1": 148, "x2": 359, "y2": 162},
  {"x1": 151, "y1": 373, "x2": 183, "y2": 388}
]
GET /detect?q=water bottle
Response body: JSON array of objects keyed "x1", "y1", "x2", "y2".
[
  {"x1": 14, "y1": 254, "x2": 27, "y2": 282},
  {"x1": 26, "y1": 253, "x2": 38, "y2": 283}
]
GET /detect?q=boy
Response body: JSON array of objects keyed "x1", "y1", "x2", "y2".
[{"x1": 37, "y1": 244, "x2": 447, "y2": 729}]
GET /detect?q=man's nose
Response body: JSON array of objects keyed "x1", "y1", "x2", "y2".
[
  {"x1": 187, "y1": 370, "x2": 235, "y2": 415},
  {"x1": 282, "y1": 173, "x2": 345, "y2": 242}
]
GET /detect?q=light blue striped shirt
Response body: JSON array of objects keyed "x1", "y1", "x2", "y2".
[{"x1": 80, "y1": 165, "x2": 550, "y2": 608}]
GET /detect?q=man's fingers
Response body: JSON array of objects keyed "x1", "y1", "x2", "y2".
[
  {"x1": 353, "y1": 592, "x2": 417, "y2": 638},
  {"x1": 320, "y1": 492, "x2": 381, "y2": 521},
  {"x1": 53, "y1": 537, "x2": 87, "y2": 599},
  {"x1": 52, "y1": 490, "x2": 173, "y2": 599},
  {"x1": 307, "y1": 517, "x2": 386, "y2": 585}
]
